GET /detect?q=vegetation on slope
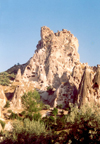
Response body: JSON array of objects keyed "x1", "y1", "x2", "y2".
[
  {"x1": 0, "y1": 72, "x2": 15, "y2": 86},
  {"x1": 1, "y1": 90, "x2": 100, "y2": 143}
]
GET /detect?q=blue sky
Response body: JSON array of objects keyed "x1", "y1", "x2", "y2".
[{"x1": 0, "y1": 0, "x2": 100, "y2": 72}]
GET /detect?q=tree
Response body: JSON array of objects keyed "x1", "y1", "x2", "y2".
[{"x1": 21, "y1": 90, "x2": 43, "y2": 113}]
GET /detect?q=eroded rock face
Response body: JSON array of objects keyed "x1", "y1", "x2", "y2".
[
  {"x1": 22, "y1": 26, "x2": 80, "y2": 90},
  {"x1": 11, "y1": 82, "x2": 35, "y2": 109},
  {"x1": 53, "y1": 81, "x2": 78, "y2": 108},
  {"x1": 11, "y1": 26, "x2": 100, "y2": 108},
  {"x1": 11, "y1": 85, "x2": 25, "y2": 109},
  {"x1": 76, "y1": 66, "x2": 100, "y2": 107},
  {"x1": 14, "y1": 69, "x2": 22, "y2": 82},
  {"x1": 0, "y1": 86, "x2": 6, "y2": 108},
  {"x1": 0, "y1": 86, "x2": 6, "y2": 117},
  {"x1": 77, "y1": 67, "x2": 92, "y2": 107}
]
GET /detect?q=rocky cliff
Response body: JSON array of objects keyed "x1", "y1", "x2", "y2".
[
  {"x1": 2, "y1": 26, "x2": 100, "y2": 111},
  {"x1": 22, "y1": 26, "x2": 80, "y2": 89}
]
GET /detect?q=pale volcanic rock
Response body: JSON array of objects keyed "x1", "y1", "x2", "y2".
[
  {"x1": 77, "y1": 67, "x2": 92, "y2": 107},
  {"x1": 53, "y1": 77, "x2": 78, "y2": 108},
  {"x1": 11, "y1": 81, "x2": 35, "y2": 109},
  {"x1": 0, "y1": 86, "x2": 6, "y2": 117},
  {"x1": 72, "y1": 64, "x2": 83, "y2": 88},
  {"x1": 11, "y1": 85, "x2": 25, "y2": 109},
  {"x1": 0, "y1": 86, "x2": 6, "y2": 108},
  {"x1": 14, "y1": 69, "x2": 22, "y2": 82},
  {"x1": 12, "y1": 26, "x2": 100, "y2": 108},
  {"x1": 93, "y1": 66, "x2": 100, "y2": 88},
  {"x1": 22, "y1": 26, "x2": 80, "y2": 90},
  {"x1": 76, "y1": 66, "x2": 100, "y2": 107}
]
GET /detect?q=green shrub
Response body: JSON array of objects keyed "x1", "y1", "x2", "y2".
[
  {"x1": 19, "y1": 111, "x2": 26, "y2": 116},
  {"x1": 23, "y1": 119, "x2": 48, "y2": 135},
  {"x1": 52, "y1": 108, "x2": 58, "y2": 124},
  {"x1": 65, "y1": 103, "x2": 100, "y2": 143},
  {"x1": 7, "y1": 109, "x2": 12, "y2": 113},
  {"x1": 49, "y1": 116, "x2": 55, "y2": 122},
  {"x1": 0, "y1": 130, "x2": 4, "y2": 136},
  {"x1": 42, "y1": 116, "x2": 55, "y2": 129},
  {"x1": 52, "y1": 108, "x2": 58, "y2": 116},
  {"x1": 47, "y1": 86, "x2": 54, "y2": 95},
  {"x1": 24, "y1": 112, "x2": 33, "y2": 121},
  {"x1": 21, "y1": 90, "x2": 43, "y2": 112},
  {"x1": 44, "y1": 104, "x2": 50, "y2": 110},
  {"x1": 56, "y1": 115, "x2": 67, "y2": 130},
  {"x1": 4, "y1": 101, "x2": 10, "y2": 108},
  {"x1": 0, "y1": 120, "x2": 5, "y2": 129},
  {"x1": 57, "y1": 104, "x2": 63, "y2": 109},
  {"x1": 47, "y1": 85, "x2": 53, "y2": 91},
  {"x1": 9, "y1": 112, "x2": 18, "y2": 120},
  {"x1": 33, "y1": 112, "x2": 41, "y2": 121},
  {"x1": 0, "y1": 72, "x2": 15, "y2": 86},
  {"x1": 3, "y1": 119, "x2": 51, "y2": 143},
  {"x1": 8, "y1": 73, "x2": 16, "y2": 80}
]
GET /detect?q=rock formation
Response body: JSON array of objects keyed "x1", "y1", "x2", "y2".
[
  {"x1": 6, "y1": 26, "x2": 100, "y2": 109},
  {"x1": 11, "y1": 85, "x2": 25, "y2": 109},
  {"x1": 14, "y1": 69, "x2": 22, "y2": 82},
  {"x1": 22, "y1": 26, "x2": 79, "y2": 90},
  {"x1": 11, "y1": 81, "x2": 35, "y2": 109},
  {"x1": 0, "y1": 86, "x2": 6, "y2": 117},
  {"x1": 77, "y1": 67, "x2": 92, "y2": 107}
]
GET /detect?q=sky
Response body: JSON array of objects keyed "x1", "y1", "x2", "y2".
[{"x1": 0, "y1": 0, "x2": 100, "y2": 72}]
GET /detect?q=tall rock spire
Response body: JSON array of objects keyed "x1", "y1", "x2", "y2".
[{"x1": 22, "y1": 26, "x2": 80, "y2": 90}]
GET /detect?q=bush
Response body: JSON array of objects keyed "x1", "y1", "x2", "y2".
[
  {"x1": 4, "y1": 101, "x2": 10, "y2": 108},
  {"x1": 33, "y1": 112, "x2": 41, "y2": 121},
  {"x1": 57, "y1": 104, "x2": 63, "y2": 109},
  {"x1": 7, "y1": 110, "x2": 23, "y2": 120},
  {"x1": 9, "y1": 112, "x2": 19, "y2": 120},
  {"x1": 0, "y1": 72, "x2": 15, "y2": 86},
  {"x1": 0, "y1": 72, "x2": 10, "y2": 86},
  {"x1": 42, "y1": 116, "x2": 55, "y2": 129},
  {"x1": 3, "y1": 119, "x2": 51, "y2": 143},
  {"x1": 0, "y1": 120, "x2": 5, "y2": 129},
  {"x1": 8, "y1": 73, "x2": 16, "y2": 80},
  {"x1": 19, "y1": 111, "x2": 26, "y2": 116},
  {"x1": 44, "y1": 104, "x2": 50, "y2": 110},
  {"x1": 52, "y1": 108, "x2": 58, "y2": 116},
  {"x1": 56, "y1": 115, "x2": 67, "y2": 130},
  {"x1": 24, "y1": 112, "x2": 33, "y2": 121},
  {"x1": 47, "y1": 86, "x2": 53, "y2": 91},
  {"x1": 64, "y1": 103, "x2": 100, "y2": 143},
  {"x1": 47, "y1": 86, "x2": 54, "y2": 95},
  {"x1": 4, "y1": 103, "x2": 100, "y2": 143},
  {"x1": 21, "y1": 90, "x2": 43, "y2": 113},
  {"x1": 52, "y1": 108, "x2": 58, "y2": 124},
  {"x1": 7, "y1": 109, "x2": 12, "y2": 113},
  {"x1": 0, "y1": 130, "x2": 4, "y2": 136}
]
